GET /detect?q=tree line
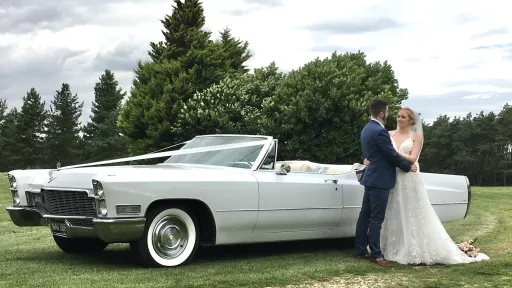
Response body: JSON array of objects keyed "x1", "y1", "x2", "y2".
[
  {"x1": 0, "y1": 0, "x2": 510, "y2": 186},
  {"x1": 0, "y1": 70, "x2": 127, "y2": 171}
]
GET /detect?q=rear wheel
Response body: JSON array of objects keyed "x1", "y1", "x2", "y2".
[
  {"x1": 53, "y1": 236, "x2": 108, "y2": 253},
  {"x1": 130, "y1": 205, "x2": 200, "y2": 267}
]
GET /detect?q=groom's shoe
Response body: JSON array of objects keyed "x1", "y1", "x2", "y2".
[{"x1": 369, "y1": 257, "x2": 392, "y2": 267}]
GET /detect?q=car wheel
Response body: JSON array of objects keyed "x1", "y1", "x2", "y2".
[
  {"x1": 130, "y1": 205, "x2": 200, "y2": 268},
  {"x1": 53, "y1": 236, "x2": 108, "y2": 253}
]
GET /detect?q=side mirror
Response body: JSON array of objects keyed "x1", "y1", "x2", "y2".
[
  {"x1": 276, "y1": 163, "x2": 291, "y2": 175},
  {"x1": 355, "y1": 167, "x2": 365, "y2": 183}
]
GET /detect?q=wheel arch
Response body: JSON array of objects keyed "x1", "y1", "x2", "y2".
[{"x1": 145, "y1": 198, "x2": 217, "y2": 246}]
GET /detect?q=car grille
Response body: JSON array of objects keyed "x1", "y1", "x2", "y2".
[{"x1": 42, "y1": 189, "x2": 96, "y2": 227}]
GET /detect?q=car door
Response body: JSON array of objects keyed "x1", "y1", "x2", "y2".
[{"x1": 251, "y1": 167, "x2": 342, "y2": 234}]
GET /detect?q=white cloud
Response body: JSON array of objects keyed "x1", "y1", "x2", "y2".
[{"x1": 1, "y1": 0, "x2": 511, "y2": 125}]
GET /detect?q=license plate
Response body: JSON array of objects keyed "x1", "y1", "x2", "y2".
[{"x1": 50, "y1": 220, "x2": 67, "y2": 235}]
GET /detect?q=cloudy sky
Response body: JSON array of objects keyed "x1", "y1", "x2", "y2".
[{"x1": 1, "y1": 0, "x2": 511, "y2": 125}]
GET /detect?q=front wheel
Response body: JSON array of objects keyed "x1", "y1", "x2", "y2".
[
  {"x1": 130, "y1": 205, "x2": 200, "y2": 267},
  {"x1": 53, "y1": 236, "x2": 108, "y2": 253}
]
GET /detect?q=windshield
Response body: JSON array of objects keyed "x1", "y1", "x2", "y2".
[{"x1": 163, "y1": 135, "x2": 268, "y2": 169}]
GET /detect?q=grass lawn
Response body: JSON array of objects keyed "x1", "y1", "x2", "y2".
[{"x1": 0, "y1": 172, "x2": 511, "y2": 288}]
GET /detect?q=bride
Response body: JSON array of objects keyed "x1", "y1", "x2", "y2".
[{"x1": 364, "y1": 107, "x2": 489, "y2": 265}]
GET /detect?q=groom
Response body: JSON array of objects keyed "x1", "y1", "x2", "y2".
[{"x1": 353, "y1": 98, "x2": 417, "y2": 267}]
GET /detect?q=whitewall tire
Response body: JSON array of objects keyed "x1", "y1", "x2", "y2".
[{"x1": 131, "y1": 205, "x2": 200, "y2": 267}]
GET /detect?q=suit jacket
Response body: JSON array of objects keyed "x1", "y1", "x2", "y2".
[{"x1": 360, "y1": 120, "x2": 412, "y2": 189}]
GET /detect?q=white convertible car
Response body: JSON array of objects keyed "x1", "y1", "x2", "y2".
[{"x1": 5, "y1": 134, "x2": 471, "y2": 268}]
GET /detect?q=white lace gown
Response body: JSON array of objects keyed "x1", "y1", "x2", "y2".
[{"x1": 380, "y1": 132, "x2": 490, "y2": 265}]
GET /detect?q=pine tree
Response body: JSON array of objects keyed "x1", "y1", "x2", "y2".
[
  {"x1": 17, "y1": 88, "x2": 47, "y2": 168},
  {"x1": 149, "y1": 0, "x2": 210, "y2": 62},
  {"x1": 218, "y1": 27, "x2": 252, "y2": 73},
  {"x1": 0, "y1": 99, "x2": 7, "y2": 123},
  {"x1": 118, "y1": 0, "x2": 252, "y2": 154},
  {"x1": 0, "y1": 101, "x2": 21, "y2": 171},
  {"x1": 82, "y1": 70, "x2": 127, "y2": 161},
  {"x1": 45, "y1": 83, "x2": 84, "y2": 167}
]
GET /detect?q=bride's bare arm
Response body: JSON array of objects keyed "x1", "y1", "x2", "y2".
[{"x1": 399, "y1": 132, "x2": 423, "y2": 164}]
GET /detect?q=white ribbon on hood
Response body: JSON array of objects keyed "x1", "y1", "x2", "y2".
[{"x1": 59, "y1": 139, "x2": 269, "y2": 170}]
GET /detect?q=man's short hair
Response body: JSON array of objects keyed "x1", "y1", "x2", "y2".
[{"x1": 370, "y1": 99, "x2": 388, "y2": 117}]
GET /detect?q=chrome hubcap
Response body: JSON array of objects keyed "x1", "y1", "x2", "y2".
[{"x1": 152, "y1": 215, "x2": 188, "y2": 259}]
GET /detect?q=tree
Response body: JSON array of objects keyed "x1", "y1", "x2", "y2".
[
  {"x1": 177, "y1": 62, "x2": 283, "y2": 139},
  {"x1": 218, "y1": 27, "x2": 252, "y2": 73},
  {"x1": 260, "y1": 51, "x2": 408, "y2": 164},
  {"x1": 494, "y1": 103, "x2": 512, "y2": 186},
  {"x1": 420, "y1": 109, "x2": 510, "y2": 187},
  {"x1": 118, "y1": 0, "x2": 252, "y2": 154},
  {"x1": 17, "y1": 88, "x2": 47, "y2": 168},
  {"x1": 0, "y1": 101, "x2": 21, "y2": 172},
  {"x1": 420, "y1": 115, "x2": 455, "y2": 174},
  {"x1": 471, "y1": 111, "x2": 499, "y2": 185},
  {"x1": 45, "y1": 83, "x2": 84, "y2": 167},
  {"x1": 0, "y1": 99, "x2": 7, "y2": 123},
  {"x1": 149, "y1": 0, "x2": 210, "y2": 62},
  {"x1": 82, "y1": 70, "x2": 127, "y2": 162}
]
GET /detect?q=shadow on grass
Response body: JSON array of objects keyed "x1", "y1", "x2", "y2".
[
  {"x1": 196, "y1": 237, "x2": 355, "y2": 260},
  {"x1": 8, "y1": 237, "x2": 356, "y2": 268}
]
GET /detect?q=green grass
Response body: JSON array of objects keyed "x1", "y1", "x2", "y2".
[{"x1": 0, "y1": 173, "x2": 511, "y2": 288}]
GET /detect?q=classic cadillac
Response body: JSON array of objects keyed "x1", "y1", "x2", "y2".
[{"x1": 5, "y1": 134, "x2": 471, "y2": 267}]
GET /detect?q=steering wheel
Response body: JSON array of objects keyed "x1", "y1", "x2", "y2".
[{"x1": 232, "y1": 157, "x2": 252, "y2": 168}]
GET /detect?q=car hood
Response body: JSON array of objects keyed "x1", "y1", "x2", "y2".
[{"x1": 35, "y1": 164, "x2": 239, "y2": 191}]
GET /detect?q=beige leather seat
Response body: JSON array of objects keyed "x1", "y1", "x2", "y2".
[
  {"x1": 276, "y1": 161, "x2": 314, "y2": 172},
  {"x1": 276, "y1": 160, "x2": 365, "y2": 175}
]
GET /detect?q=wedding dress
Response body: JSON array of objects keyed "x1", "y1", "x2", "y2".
[{"x1": 380, "y1": 131, "x2": 490, "y2": 265}]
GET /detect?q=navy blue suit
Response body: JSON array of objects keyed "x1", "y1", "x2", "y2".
[{"x1": 354, "y1": 119, "x2": 412, "y2": 259}]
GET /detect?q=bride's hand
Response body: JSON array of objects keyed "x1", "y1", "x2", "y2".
[{"x1": 363, "y1": 158, "x2": 370, "y2": 166}]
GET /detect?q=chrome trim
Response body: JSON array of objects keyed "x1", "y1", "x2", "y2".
[
  {"x1": 216, "y1": 209, "x2": 258, "y2": 212},
  {"x1": 432, "y1": 202, "x2": 468, "y2": 205},
  {"x1": 115, "y1": 204, "x2": 142, "y2": 215},
  {"x1": 93, "y1": 218, "x2": 146, "y2": 242},
  {"x1": 41, "y1": 187, "x2": 90, "y2": 193},
  {"x1": 259, "y1": 207, "x2": 343, "y2": 211},
  {"x1": 6, "y1": 206, "x2": 48, "y2": 226},
  {"x1": 216, "y1": 201, "x2": 468, "y2": 213},
  {"x1": 342, "y1": 202, "x2": 469, "y2": 209},
  {"x1": 216, "y1": 207, "x2": 343, "y2": 212},
  {"x1": 251, "y1": 137, "x2": 274, "y2": 171},
  {"x1": 6, "y1": 206, "x2": 146, "y2": 243},
  {"x1": 256, "y1": 139, "x2": 278, "y2": 171},
  {"x1": 43, "y1": 215, "x2": 94, "y2": 220}
]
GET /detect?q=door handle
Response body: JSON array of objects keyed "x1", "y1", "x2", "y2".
[{"x1": 324, "y1": 179, "x2": 338, "y2": 184}]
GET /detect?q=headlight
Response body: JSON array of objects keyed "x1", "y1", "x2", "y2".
[
  {"x1": 12, "y1": 190, "x2": 20, "y2": 205},
  {"x1": 92, "y1": 180, "x2": 104, "y2": 197},
  {"x1": 98, "y1": 200, "x2": 107, "y2": 216},
  {"x1": 8, "y1": 174, "x2": 17, "y2": 189},
  {"x1": 93, "y1": 179, "x2": 107, "y2": 216}
]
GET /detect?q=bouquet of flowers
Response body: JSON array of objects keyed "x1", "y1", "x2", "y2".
[{"x1": 456, "y1": 238, "x2": 480, "y2": 258}]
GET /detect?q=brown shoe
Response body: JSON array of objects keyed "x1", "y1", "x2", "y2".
[{"x1": 370, "y1": 257, "x2": 392, "y2": 267}]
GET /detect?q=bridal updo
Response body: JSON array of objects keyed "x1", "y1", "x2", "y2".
[{"x1": 400, "y1": 107, "x2": 416, "y2": 126}]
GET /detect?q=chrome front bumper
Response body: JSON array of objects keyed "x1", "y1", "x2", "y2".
[{"x1": 6, "y1": 206, "x2": 146, "y2": 243}]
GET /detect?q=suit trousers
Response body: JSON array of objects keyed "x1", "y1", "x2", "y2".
[{"x1": 353, "y1": 186, "x2": 390, "y2": 259}]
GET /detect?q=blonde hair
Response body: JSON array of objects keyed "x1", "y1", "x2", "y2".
[{"x1": 400, "y1": 107, "x2": 416, "y2": 126}]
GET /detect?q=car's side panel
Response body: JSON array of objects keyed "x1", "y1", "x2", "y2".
[
  {"x1": 89, "y1": 167, "x2": 260, "y2": 245},
  {"x1": 332, "y1": 172, "x2": 366, "y2": 237},
  {"x1": 420, "y1": 172, "x2": 469, "y2": 222},
  {"x1": 331, "y1": 170, "x2": 470, "y2": 239},
  {"x1": 251, "y1": 170, "x2": 342, "y2": 234}
]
